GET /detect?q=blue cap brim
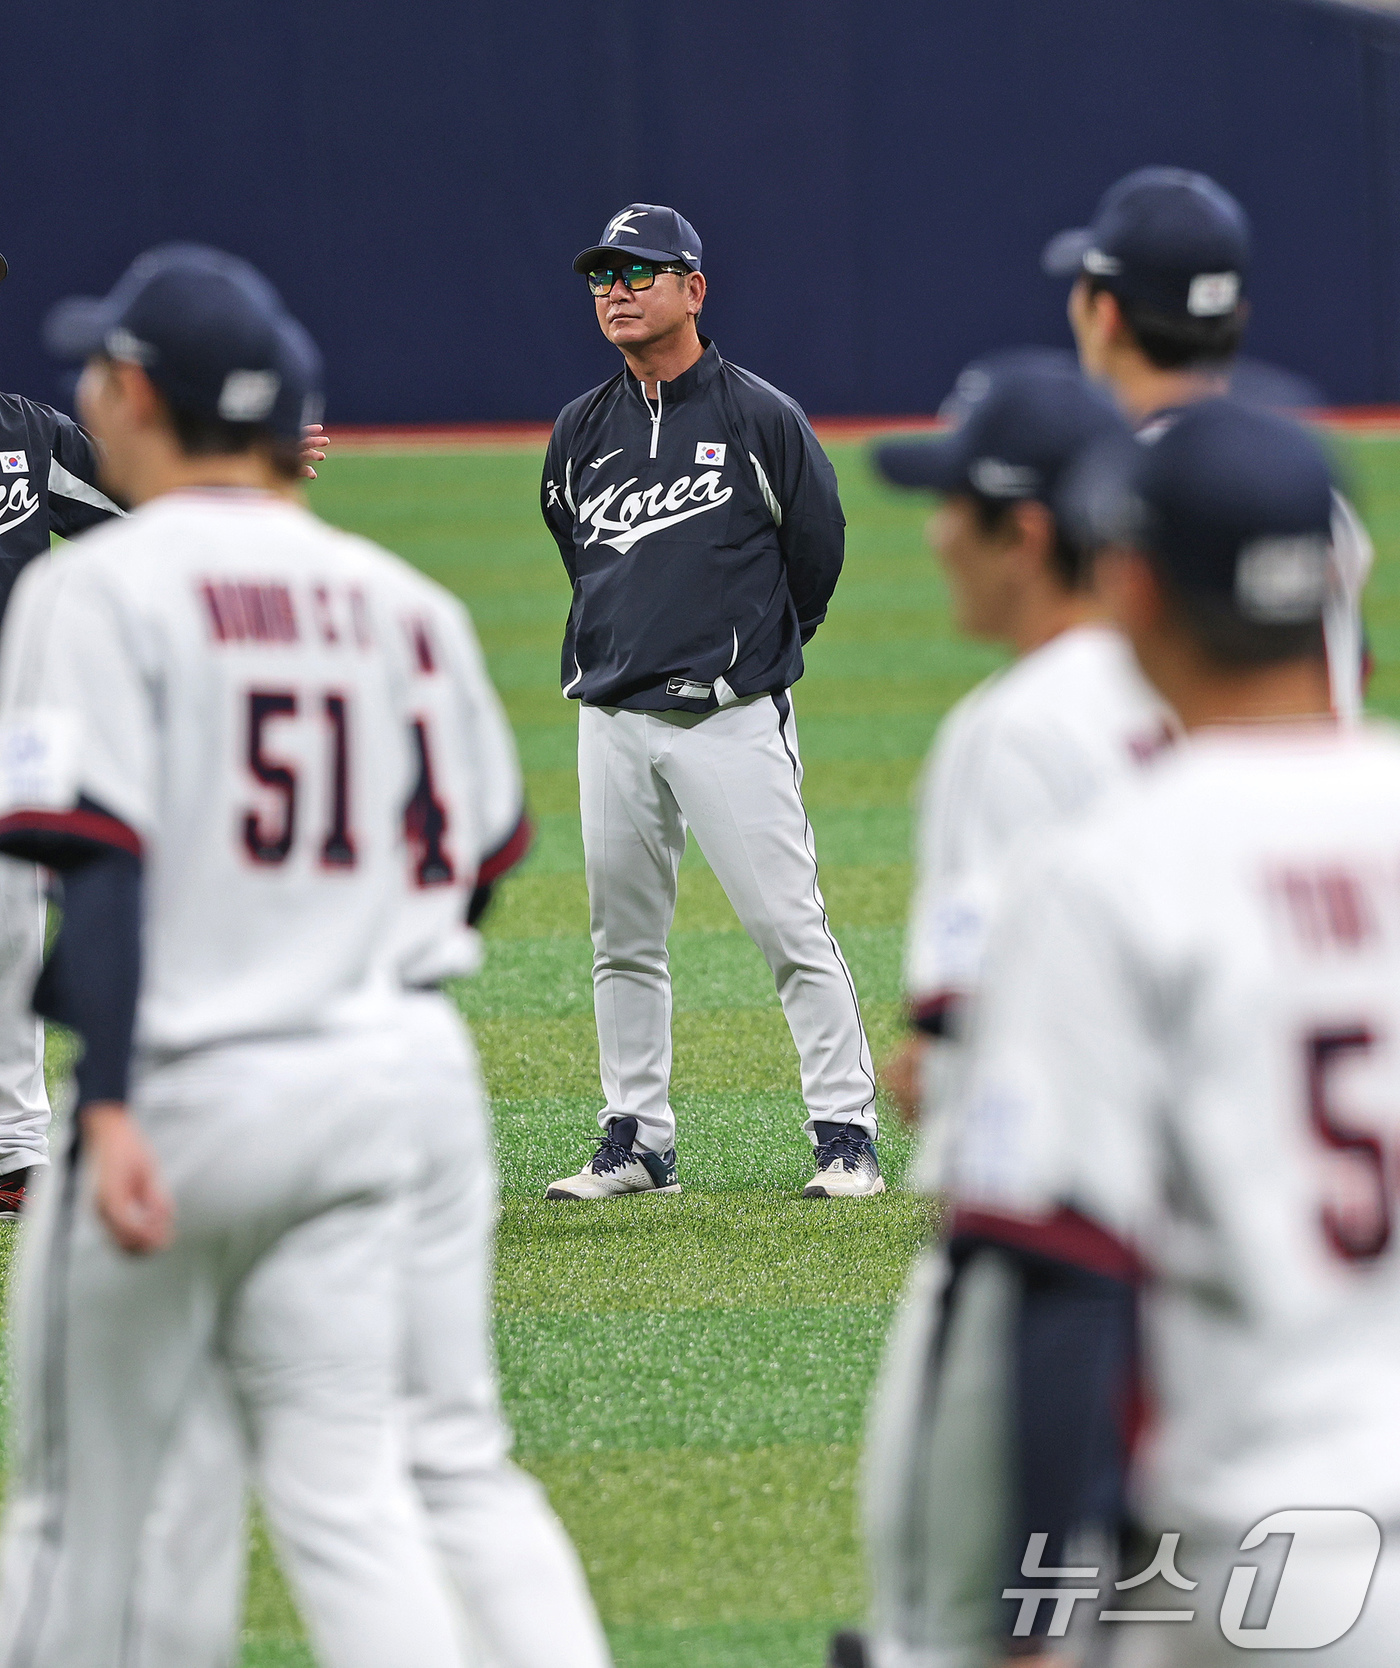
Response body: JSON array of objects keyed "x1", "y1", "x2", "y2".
[
  {"x1": 1041, "y1": 226, "x2": 1094, "y2": 277},
  {"x1": 572, "y1": 245, "x2": 695, "y2": 274},
  {"x1": 872, "y1": 435, "x2": 968, "y2": 492},
  {"x1": 44, "y1": 296, "x2": 117, "y2": 360}
]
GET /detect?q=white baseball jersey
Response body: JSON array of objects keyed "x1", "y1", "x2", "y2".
[
  {"x1": 907, "y1": 622, "x2": 1169, "y2": 1015},
  {"x1": 0, "y1": 487, "x2": 523, "y2": 1055},
  {"x1": 951, "y1": 722, "x2": 1400, "y2": 1536}
]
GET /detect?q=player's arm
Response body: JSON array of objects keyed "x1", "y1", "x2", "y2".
[
  {"x1": 440, "y1": 595, "x2": 532, "y2": 926},
  {"x1": 0, "y1": 558, "x2": 170, "y2": 1253},
  {"x1": 761, "y1": 401, "x2": 845, "y2": 643},
  {"x1": 892, "y1": 721, "x2": 1075, "y2": 1121}
]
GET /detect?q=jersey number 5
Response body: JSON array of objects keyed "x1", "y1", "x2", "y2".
[
  {"x1": 244, "y1": 689, "x2": 357, "y2": 869},
  {"x1": 1306, "y1": 1027, "x2": 1392, "y2": 1263}
]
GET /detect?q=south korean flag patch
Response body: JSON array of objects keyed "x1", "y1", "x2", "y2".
[
  {"x1": 695, "y1": 442, "x2": 727, "y2": 467},
  {"x1": 0, "y1": 451, "x2": 28, "y2": 475}
]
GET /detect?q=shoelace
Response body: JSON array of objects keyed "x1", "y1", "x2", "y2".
[
  {"x1": 588, "y1": 1131, "x2": 640, "y2": 1176},
  {"x1": 814, "y1": 1127, "x2": 870, "y2": 1174}
]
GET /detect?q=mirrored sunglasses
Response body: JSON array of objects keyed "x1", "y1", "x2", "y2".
[{"x1": 586, "y1": 261, "x2": 689, "y2": 297}]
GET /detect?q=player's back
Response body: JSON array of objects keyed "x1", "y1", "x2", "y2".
[
  {"x1": 1054, "y1": 723, "x2": 1400, "y2": 1531},
  {"x1": 0, "y1": 488, "x2": 443, "y2": 1054}
]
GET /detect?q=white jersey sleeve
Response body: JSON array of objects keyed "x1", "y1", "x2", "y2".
[
  {"x1": 391, "y1": 579, "x2": 527, "y2": 987},
  {"x1": 0, "y1": 549, "x2": 159, "y2": 851},
  {"x1": 949, "y1": 836, "x2": 1161, "y2": 1240},
  {"x1": 906, "y1": 708, "x2": 1078, "y2": 1008},
  {"x1": 906, "y1": 625, "x2": 1168, "y2": 1014}
]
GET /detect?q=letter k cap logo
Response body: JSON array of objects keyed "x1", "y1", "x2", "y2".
[
  {"x1": 1219, "y1": 1510, "x2": 1380, "y2": 1649},
  {"x1": 606, "y1": 209, "x2": 646, "y2": 242}
]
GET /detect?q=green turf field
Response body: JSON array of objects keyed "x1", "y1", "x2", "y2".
[{"x1": 14, "y1": 430, "x2": 1400, "y2": 1668}]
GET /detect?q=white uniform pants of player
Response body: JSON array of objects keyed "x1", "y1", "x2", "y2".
[
  {"x1": 0, "y1": 857, "x2": 50, "y2": 1176},
  {"x1": 579, "y1": 692, "x2": 876, "y2": 1150},
  {"x1": 861, "y1": 1247, "x2": 1019, "y2": 1668},
  {"x1": 121, "y1": 994, "x2": 611, "y2": 1668},
  {"x1": 0, "y1": 1028, "x2": 470, "y2": 1668}
]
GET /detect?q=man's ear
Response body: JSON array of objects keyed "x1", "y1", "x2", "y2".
[
  {"x1": 1008, "y1": 498, "x2": 1058, "y2": 571},
  {"x1": 110, "y1": 360, "x2": 165, "y2": 428},
  {"x1": 686, "y1": 271, "x2": 706, "y2": 320},
  {"x1": 1093, "y1": 286, "x2": 1129, "y2": 348}
]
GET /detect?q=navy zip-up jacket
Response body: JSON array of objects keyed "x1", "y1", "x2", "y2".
[
  {"x1": 0, "y1": 394, "x2": 121, "y2": 620},
  {"x1": 542, "y1": 339, "x2": 845, "y2": 712}
]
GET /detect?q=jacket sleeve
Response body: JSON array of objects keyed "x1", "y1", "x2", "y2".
[
  {"x1": 47, "y1": 412, "x2": 124, "y2": 538},
  {"x1": 757, "y1": 401, "x2": 845, "y2": 642},
  {"x1": 541, "y1": 420, "x2": 577, "y2": 582}
]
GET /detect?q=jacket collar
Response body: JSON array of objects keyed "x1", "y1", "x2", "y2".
[{"x1": 622, "y1": 337, "x2": 721, "y2": 407}]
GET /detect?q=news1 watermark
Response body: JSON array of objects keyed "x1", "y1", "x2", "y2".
[{"x1": 1004, "y1": 1510, "x2": 1382, "y2": 1649}]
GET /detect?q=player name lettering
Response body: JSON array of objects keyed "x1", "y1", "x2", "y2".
[
  {"x1": 200, "y1": 580, "x2": 300, "y2": 644},
  {"x1": 0, "y1": 476, "x2": 40, "y2": 539},
  {"x1": 577, "y1": 469, "x2": 732, "y2": 553}
]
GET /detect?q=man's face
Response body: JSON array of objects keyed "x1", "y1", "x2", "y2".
[
  {"x1": 595, "y1": 268, "x2": 702, "y2": 352},
  {"x1": 927, "y1": 495, "x2": 1028, "y2": 639},
  {"x1": 76, "y1": 358, "x2": 135, "y2": 494},
  {"x1": 1068, "y1": 276, "x2": 1117, "y2": 383}
]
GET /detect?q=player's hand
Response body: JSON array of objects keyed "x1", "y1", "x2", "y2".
[
  {"x1": 299, "y1": 423, "x2": 331, "y2": 480},
  {"x1": 880, "y1": 1035, "x2": 927, "y2": 1128},
  {"x1": 81, "y1": 1102, "x2": 174, "y2": 1255}
]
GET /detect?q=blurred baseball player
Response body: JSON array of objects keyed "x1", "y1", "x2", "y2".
[
  {"x1": 0, "y1": 244, "x2": 121, "y2": 1212},
  {"x1": 541, "y1": 203, "x2": 880, "y2": 1200},
  {"x1": 870, "y1": 353, "x2": 1168, "y2": 1156},
  {"x1": 0, "y1": 248, "x2": 329, "y2": 1218},
  {"x1": 1043, "y1": 165, "x2": 1373, "y2": 721},
  {"x1": 0, "y1": 244, "x2": 537, "y2": 1668},
  {"x1": 833, "y1": 356, "x2": 1168, "y2": 1668},
  {"x1": 128, "y1": 458, "x2": 613, "y2": 1665},
  {"x1": 866, "y1": 399, "x2": 1400, "y2": 1667}
]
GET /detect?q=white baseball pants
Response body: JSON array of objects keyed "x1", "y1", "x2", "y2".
[
  {"x1": 0, "y1": 1028, "x2": 470, "y2": 1668},
  {"x1": 0, "y1": 857, "x2": 50, "y2": 1176},
  {"x1": 395, "y1": 996, "x2": 610, "y2": 1668},
  {"x1": 120, "y1": 994, "x2": 611, "y2": 1668},
  {"x1": 579, "y1": 692, "x2": 877, "y2": 1151}
]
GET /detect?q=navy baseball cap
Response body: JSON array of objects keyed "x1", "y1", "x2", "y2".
[
  {"x1": 44, "y1": 244, "x2": 323, "y2": 440},
  {"x1": 573, "y1": 204, "x2": 703, "y2": 274},
  {"x1": 1042, "y1": 167, "x2": 1250, "y2": 320},
  {"x1": 1073, "y1": 399, "x2": 1335, "y2": 623},
  {"x1": 873, "y1": 349, "x2": 1131, "y2": 514}
]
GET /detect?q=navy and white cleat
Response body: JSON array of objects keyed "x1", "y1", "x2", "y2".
[
  {"x1": 804, "y1": 1122, "x2": 885, "y2": 1198},
  {"x1": 545, "y1": 1116, "x2": 680, "y2": 1200}
]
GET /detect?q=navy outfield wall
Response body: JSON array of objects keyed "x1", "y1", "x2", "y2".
[{"x1": 3, "y1": 0, "x2": 1400, "y2": 423}]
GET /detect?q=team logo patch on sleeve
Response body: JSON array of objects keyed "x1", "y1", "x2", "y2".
[
  {"x1": 695, "y1": 442, "x2": 726, "y2": 466},
  {"x1": 0, "y1": 452, "x2": 28, "y2": 474},
  {"x1": 0, "y1": 709, "x2": 81, "y2": 812}
]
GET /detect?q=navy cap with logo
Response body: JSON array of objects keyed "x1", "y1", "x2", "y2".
[
  {"x1": 573, "y1": 204, "x2": 703, "y2": 275},
  {"x1": 1074, "y1": 398, "x2": 1335, "y2": 624},
  {"x1": 44, "y1": 243, "x2": 323, "y2": 441},
  {"x1": 872, "y1": 349, "x2": 1132, "y2": 518},
  {"x1": 1042, "y1": 167, "x2": 1250, "y2": 321}
]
